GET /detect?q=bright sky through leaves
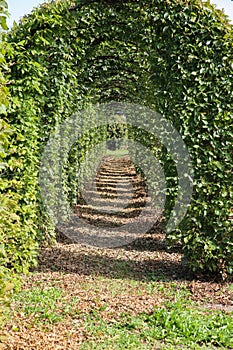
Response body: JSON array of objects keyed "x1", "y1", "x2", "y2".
[{"x1": 7, "y1": 0, "x2": 233, "y2": 27}]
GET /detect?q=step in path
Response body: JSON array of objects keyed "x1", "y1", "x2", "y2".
[{"x1": 58, "y1": 155, "x2": 162, "y2": 247}]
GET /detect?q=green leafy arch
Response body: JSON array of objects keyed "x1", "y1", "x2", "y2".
[{"x1": 6, "y1": 0, "x2": 233, "y2": 278}]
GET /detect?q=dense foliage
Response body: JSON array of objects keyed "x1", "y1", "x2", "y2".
[
  {"x1": 3, "y1": 0, "x2": 233, "y2": 278},
  {"x1": 0, "y1": 0, "x2": 21, "y2": 322}
]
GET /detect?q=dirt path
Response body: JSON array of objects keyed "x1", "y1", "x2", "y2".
[
  {"x1": 59, "y1": 155, "x2": 160, "y2": 247},
  {"x1": 2, "y1": 156, "x2": 233, "y2": 350}
]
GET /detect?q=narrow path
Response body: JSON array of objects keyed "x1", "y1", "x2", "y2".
[
  {"x1": 76, "y1": 155, "x2": 148, "y2": 225},
  {"x1": 60, "y1": 155, "x2": 160, "y2": 248}
]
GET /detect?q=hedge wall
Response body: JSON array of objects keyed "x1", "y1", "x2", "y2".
[{"x1": 0, "y1": 0, "x2": 21, "y2": 323}]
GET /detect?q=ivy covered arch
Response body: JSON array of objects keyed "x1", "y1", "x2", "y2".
[{"x1": 5, "y1": 0, "x2": 233, "y2": 278}]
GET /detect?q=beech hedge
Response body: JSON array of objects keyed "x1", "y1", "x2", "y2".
[
  {"x1": 0, "y1": 0, "x2": 22, "y2": 322},
  {"x1": 3, "y1": 0, "x2": 233, "y2": 279}
]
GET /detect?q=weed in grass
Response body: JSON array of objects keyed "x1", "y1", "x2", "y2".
[
  {"x1": 12, "y1": 287, "x2": 65, "y2": 325},
  {"x1": 227, "y1": 283, "x2": 233, "y2": 292},
  {"x1": 144, "y1": 271, "x2": 169, "y2": 282},
  {"x1": 139, "y1": 302, "x2": 233, "y2": 348},
  {"x1": 80, "y1": 300, "x2": 233, "y2": 349},
  {"x1": 115, "y1": 261, "x2": 131, "y2": 278}
]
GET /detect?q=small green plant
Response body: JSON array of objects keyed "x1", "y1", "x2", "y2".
[
  {"x1": 11, "y1": 285, "x2": 81, "y2": 326},
  {"x1": 227, "y1": 283, "x2": 233, "y2": 292},
  {"x1": 140, "y1": 302, "x2": 233, "y2": 348},
  {"x1": 80, "y1": 301, "x2": 233, "y2": 349},
  {"x1": 12, "y1": 287, "x2": 65, "y2": 324}
]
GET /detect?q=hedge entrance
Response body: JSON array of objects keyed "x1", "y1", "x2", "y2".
[{"x1": 5, "y1": 0, "x2": 233, "y2": 278}]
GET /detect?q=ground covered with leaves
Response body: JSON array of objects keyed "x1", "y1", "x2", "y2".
[{"x1": 1, "y1": 157, "x2": 233, "y2": 349}]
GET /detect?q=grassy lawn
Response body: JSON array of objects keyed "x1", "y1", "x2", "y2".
[{"x1": 5, "y1": 276, "x2": 233, "y2": 349}]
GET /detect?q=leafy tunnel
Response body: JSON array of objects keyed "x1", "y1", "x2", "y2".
[{"x1": 4, "y1": 0, "x2": 233, "y2": 278}]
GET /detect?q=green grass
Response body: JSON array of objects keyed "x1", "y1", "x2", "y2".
[
  {"x1": 80, "y1": 302, "x2": 233, "y2": 349},
  {"x1": 11, "y1": 286, "x2": 80, "y2": 325},
  {"x1": 75, "y1": 276, "x2": 191, "y2": 300},
  {"x1": 106, "y1": 148, "x2": 129, "y2": 158},
  {"x1": 8, "y1": 280, "x2": 233, "y2": 349},
  {"x1": 227, "y1": 283, "x2": 233, "y2": 292}
]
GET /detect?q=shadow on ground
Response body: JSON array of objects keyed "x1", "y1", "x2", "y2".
[{"x1": 36, "y1": 232, "x2": 197, "y2": 283}]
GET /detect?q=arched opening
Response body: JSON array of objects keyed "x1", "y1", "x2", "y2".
[{"x1": 6, "y1": 0, "x2": 233, "y2": 278}]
